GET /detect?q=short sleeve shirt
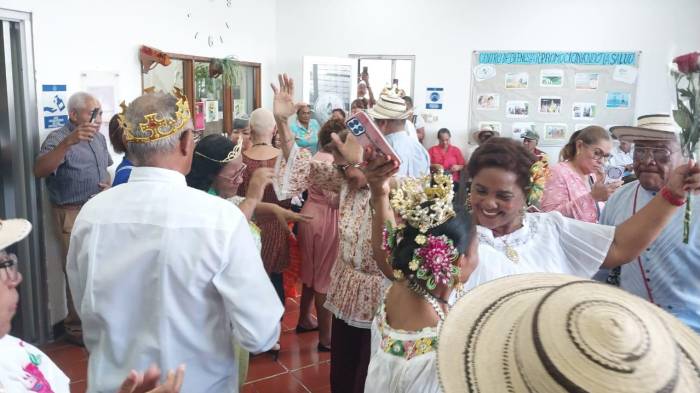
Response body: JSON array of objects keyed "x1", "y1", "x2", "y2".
[{"x1": 38, "y1": 122, "x2": 112, "y2": 205}]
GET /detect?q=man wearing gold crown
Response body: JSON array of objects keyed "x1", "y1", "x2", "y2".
[{"x1": 66, "y1": 91, "x2": 284, "y2": 393}]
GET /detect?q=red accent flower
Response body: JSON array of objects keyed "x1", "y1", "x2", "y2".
[{"x1": 673, "y1": 52, "x2": 700, "y2": 74}]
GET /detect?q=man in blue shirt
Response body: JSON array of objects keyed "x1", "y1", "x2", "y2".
[{"x1": 596, "y1": 114, "x2": 700, "y2": 332}]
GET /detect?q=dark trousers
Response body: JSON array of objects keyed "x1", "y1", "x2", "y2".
[
  {"x1": 269, "y1": 272, "x2": 285, "y2": 306},
  {"x1": 330, "y1": 316, "x2": 371, "y2": 393}
]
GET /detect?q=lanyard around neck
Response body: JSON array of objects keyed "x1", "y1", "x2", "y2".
[{"x1": 632, "y1": 183, "x2": 655, "y2": 304}]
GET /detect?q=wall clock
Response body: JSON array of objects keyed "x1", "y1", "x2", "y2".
[{"x1": 187, "y1": 0, "x2": 232, "y2": 47}]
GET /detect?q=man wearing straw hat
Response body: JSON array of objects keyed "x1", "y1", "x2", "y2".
[
  {"x1": 595, "y1": 114, "x2": 700, "y2": 332},
  {"x1": 366, "y1": 88, "x2": 430, "y2": 177}
]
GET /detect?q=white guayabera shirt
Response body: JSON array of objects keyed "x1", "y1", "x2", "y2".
[{"x1": 67, "y1": 167, "x2": 284, "y2": 393}]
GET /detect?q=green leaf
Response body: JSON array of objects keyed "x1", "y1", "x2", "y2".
[
  {"x1": 674, "y1": 108, "x2": 693, "y2": 131},
  {"x1": 680, "y1": 88, "x2": 693, "y2": 98}
]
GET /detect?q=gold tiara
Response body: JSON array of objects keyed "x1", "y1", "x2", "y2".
[
  {"x1": 194, "y1": 136, "x2": 243, "y2": 163},
  {"x1": 390, "y1": 170, "x2": 455, "y2": 233},
  {"x1": 120, "y1": 87, "x2": 191, "y2": 144}
]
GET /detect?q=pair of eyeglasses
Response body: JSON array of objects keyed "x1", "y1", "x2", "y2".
[
  {"x1": 585, "y1": 144, "x2": 612, "y2": 161},
  {"x1": 633, "y1": 147, "x2": 674, "y2": 164},
  {"x1": 217, "y1": 163, "x2": 247, "y2": 184},
  {"x1": 0, "y1": 252, "x2": 21, "y2": 285}
]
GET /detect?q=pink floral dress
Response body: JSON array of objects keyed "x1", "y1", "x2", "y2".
[
  {"x1": 275, "y1": 145, "x2": 384, "y2": 328},
  {"x1": 0, "y1": 335, "x2": 70, "y2": 393},
  {"x1": 541, "y1": 162, "x2": 602, "y2": 223}
]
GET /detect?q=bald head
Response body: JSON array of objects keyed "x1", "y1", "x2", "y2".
[{"x1": 250, "y1": 108, "x2": 276, "y2": 141}]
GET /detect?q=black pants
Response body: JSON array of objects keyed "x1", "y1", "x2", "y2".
[
  {"x1": 330, "y1": 316, "x2": 371, "y2": 393},
  {"x1": 269, "y1": 272, "x2": 285, "y2": 306}
]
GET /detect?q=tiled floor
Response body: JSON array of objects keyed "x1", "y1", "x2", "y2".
[{"x1": 41, "y1": 297, "x2": 330, "y2": 393}]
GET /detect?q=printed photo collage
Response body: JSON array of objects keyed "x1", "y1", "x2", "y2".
[{"x1": 472, "y1": 66, "x2": 634, "y2": 145}]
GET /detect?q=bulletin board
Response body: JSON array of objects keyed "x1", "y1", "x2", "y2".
[{"x1": 469, "y1": 51, "x2": 640, "y2": 146}]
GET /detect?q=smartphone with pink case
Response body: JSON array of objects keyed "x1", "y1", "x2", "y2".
[{"x1": 345, "y1": 112, "x2": 402, "y2": 165}]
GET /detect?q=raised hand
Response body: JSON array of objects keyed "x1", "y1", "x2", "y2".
[
  {"x1": 63, "y1": 123, "x2": 99, "y2": 146},
  {"x1": 330, "y1": 132, "x2": 364, "y2": 165},
  {"x1": 666, "y1": 159, "x2": 700, "y2": 198},
  {"x1": 246, "y1": 167, "x2": 276, "y2": 202},
  {"x1": 591, "y1": 174, "x2": 621, "y2": 202},
  {"x1": 364, "y1": 153, "x2": 399, "y2": 198},
  {"x1": 270, "y1": 74, "x2": 302, "y2": 122}
]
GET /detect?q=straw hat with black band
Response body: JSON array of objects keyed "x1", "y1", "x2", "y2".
[
  {"x1": 366, "y1": 88, "x2": 411, "y2": 120},
  {"x1": 0, "y1": 218, "x2": 31, "y2": 251},
  {"x1": 438, "y1": 273, "x2": 700, "y2": 393},
  {"x1": 610, "y1": 114, "x2": 681, "y2": 142}
]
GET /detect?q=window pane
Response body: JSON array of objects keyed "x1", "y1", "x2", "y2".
[
  {"x1": 394, "y1": 60, "x2": 413, "y2": 98},
  {"x1": 142, "y1": 59, "x2": 183, "y2": 93},
  {"x1": 359, "y1": 59, "x2": 392, "y2": 94},
  {"x1": 194, "y1": 61, "x2": 224, "y2": 136},
  {"x1": 233, "y1": 65, "x2": 256, "y2": 119}
]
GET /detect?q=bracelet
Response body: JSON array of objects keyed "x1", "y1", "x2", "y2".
[
  {"x1": 660, "y1": 187, "x2": 686, "y2": 206},
  {"x1": 336, "y1": 162, "x2": 362, "y2": 172}
]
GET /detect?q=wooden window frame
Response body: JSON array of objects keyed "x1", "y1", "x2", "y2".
[{"x1": 141, "y1": 51, "x2": 261, "y2": 134}]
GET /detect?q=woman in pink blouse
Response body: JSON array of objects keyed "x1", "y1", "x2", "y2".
[
  {"x1": 428, "y1": 128, "x2": 465, "y2": 184},
  {"x1": 541, "y1": 126, "x2": 622, "y2": 222}
]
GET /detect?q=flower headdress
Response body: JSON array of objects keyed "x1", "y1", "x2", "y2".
[
  {"x1": 119, "y1": 87, "x2": 192, "y2": 144},
  {"x1": 525, "y1": 159, "x2": 549, "y2": 207},
  {"x1": 383, "y1": 171, "x2": 460, "y2": 288}
]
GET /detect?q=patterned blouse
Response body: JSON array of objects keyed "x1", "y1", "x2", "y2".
[
  {"x1": 541, "y1": 162, "x2": 601, "y2": 223},
  {"x1": 275, "y1": 145, "x2": 385, "y2": 328}
]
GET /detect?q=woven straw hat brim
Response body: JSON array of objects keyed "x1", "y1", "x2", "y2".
[
  {"x1": 437, "y1": 273, "x2": 579, "y2": 393},
  {"x1": 0, "y1": 219, "x2": 31, "y2": 250},
  {"x1": 611, "y1": 114, "x2": 681, "y2": 143},
  {"x1": 438, "y1": 273, "x2": 700, "y2": 393},
  {"x1": 470, "y1": 129, "x2": 501, "y2": 143},
  {"x1": 366, "y1": 93, "x2": 410, "y2": 120},
  {"x1": 516, "y1": 280, "x2": 700, "y2": 392}
]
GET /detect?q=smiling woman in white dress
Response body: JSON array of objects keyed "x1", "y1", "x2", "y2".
[{"x1": 366, "y1": 137, "x2": 700, "y2": 296}]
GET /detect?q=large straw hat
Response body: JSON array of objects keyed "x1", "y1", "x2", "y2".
[
  {"x1": 0, "y1": 218, "x2": 32, "y2": 250},
  {"x1": 438, "y1": 273, "x2": 700, "y2": 393},
  {"x1": 366, "y1": 88, "x2": 410, "y2": 120},
  {"x1": 610, "y1": 114, "x2": 681, "y2": 142}
]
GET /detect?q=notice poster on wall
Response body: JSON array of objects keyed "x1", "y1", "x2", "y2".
[
  {"x1": 41, "y1": 84, "x2": 69, "y2": 131},
  {"x1": 469, "y1": 51, "x2": 640, "y2": 146}
]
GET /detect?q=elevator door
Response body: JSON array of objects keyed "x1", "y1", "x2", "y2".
[{"x1": 0, "y1": 9, "x2": 49, "y2": 343}]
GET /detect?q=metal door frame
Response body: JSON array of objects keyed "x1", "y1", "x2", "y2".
[{"x1": 0, "y1": 7, "x2": 49, "y2": 343}]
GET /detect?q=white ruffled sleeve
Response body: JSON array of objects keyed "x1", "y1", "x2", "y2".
[{"x1": 551, "y1": 211, "x2": 615, "y2": 277}]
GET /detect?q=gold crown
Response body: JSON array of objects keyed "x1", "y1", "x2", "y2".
[
  {"x1": 120, "y1": 87, "x2": 192, "y2": 144},
  {"x1": 390, "y1": 170, "x2": 455, "y2": 233}
]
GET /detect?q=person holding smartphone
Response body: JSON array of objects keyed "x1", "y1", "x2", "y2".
[{"x1": 33, "y1": 92, "x2": 112, "y2": 346}]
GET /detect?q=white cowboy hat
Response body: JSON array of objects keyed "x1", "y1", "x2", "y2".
[
  {"x1": 610, "y1": 114, "x2": 681, "y2": 142},
  {"x1": 0, "y1": 218, "x2": 32, "y2": 250},
  {"x1": 438, "y1": 273, "x2": 700, "y2": 393},
  {"x1": 366, "y1": 88, "x2": 410, "y2": 120}
]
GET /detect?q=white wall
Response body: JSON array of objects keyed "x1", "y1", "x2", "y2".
[
  {"x1": 0, "y1": 0, "x2": 277, "y2": 326},
  {"x1": 275, "y1": 0, "x2": 700, "y2": 158}
]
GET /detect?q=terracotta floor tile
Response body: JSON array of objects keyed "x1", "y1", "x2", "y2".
[
  {"x1": 240, "y1": 383, "x2": 258, "y2": 393},
  {"x1": 43, "y1": 295, "x2": 331, "y2": 392},
  {"x1": 291, "y1": 362, "x2": 331, "y2": 391},
  {"x1": 253, "y1": 372, "x2": 309, "y2": 393},
  {"x1": 245, "y1": 352, "x2": 288, "y2": 382},
  {"x1": 70, "y1": 380, "x2": 87, "y2": 393},
  {"x1": 47, "y1": 345, "x2": 88, "y2": 369}
]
